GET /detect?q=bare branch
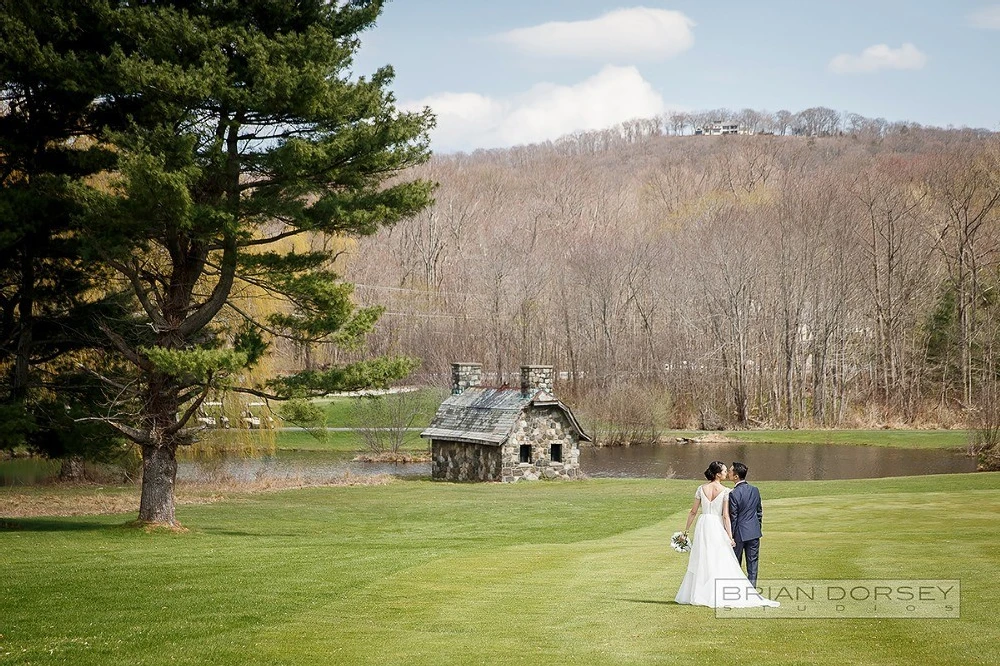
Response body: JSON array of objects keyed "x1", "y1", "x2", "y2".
[{"x1": 164, "y1": 386, "x2": 210, "y2": 436}]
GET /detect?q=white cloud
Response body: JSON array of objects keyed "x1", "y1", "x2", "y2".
[
  {"x1": 828, "y1": 43, "x2": 927, "y2": 74},
  {"x1": 493, "y1": 7, "x2": 695, "y2": 61},
  {"x1": 403, "y1": 66, "x2": 672, "y2": 152},
  {"x1": 967, "y1": 5, "x2": 1000, "y2": 29}
]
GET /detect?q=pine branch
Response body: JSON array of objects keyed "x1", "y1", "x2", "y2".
[
  {"x1": 107, "y1": 259, "x2": 169, "y2": 330},
  {"x1": 95, "y1": 321, "x2": 148, "y2": 369},
  {"x1": 76, "y1": 417, "x2": 151, "y2": 446},
  {"x1": 176, "y1": 234, "x2": 237, "y2": 338},
  {"x1": 164, "y1": 386, "x2": 209, "y2": 436},
  {"x1": 229, "y1": 385, "x2": 286, "y2": 401},
  {"x1": 232, "y1": 228, "x2": 308, "y2": 248}
]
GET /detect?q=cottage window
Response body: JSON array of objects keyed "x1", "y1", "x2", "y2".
[
  {"x1": 551, "y1": 443, "x2": 563, "y2": 463},
  {"x1": 519, "y1": 444, "x2": 532, "y2": 463}
]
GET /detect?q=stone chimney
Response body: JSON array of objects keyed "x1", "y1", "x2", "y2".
[
  {"x1": 520, "y1": 365, "x2": 553, "y2": 396},
  {"x1": 451, "y1": 362, "x2": 483, "y2": 395}
]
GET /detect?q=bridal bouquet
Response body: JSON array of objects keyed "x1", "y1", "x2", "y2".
[{"x1": 670, "y1": 531, "x2": 691, "y2": 553}]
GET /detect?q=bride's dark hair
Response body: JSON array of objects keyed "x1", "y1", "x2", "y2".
[{"x1": 704, "y1": 460, "x2": 725, "y2": 480}]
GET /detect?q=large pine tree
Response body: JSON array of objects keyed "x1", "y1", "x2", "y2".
[
  {"x1": 0, "y1": 1, "x2": 125, "y2": 464},
  {"x1": 81, "y1": 0, "x2": 434, "y2": 525}
]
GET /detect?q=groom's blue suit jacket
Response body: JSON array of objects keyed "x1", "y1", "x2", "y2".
[{"x1": 729, "y1": 481, "x2": 763, "y2": 542}]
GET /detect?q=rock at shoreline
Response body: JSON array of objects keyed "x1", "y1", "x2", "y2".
[
  {"x1": 673, "y1": 434, "x2": 738, "y2": 444},
  {"x1": 353, "y1": 452, "x2": 431, "y2": 464}
]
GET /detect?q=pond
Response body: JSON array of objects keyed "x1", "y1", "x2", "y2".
[
  {"x1": 581, "y1": 441, "x2": 977, "y2": 480},
  {"x1": 1, "y1": 440, "x2": 978, "y2": 487},
  {"x1": 175, "y1": 450, "x2": 425, "y2": 484}
]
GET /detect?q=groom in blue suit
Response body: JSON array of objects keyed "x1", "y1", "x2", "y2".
[{"x1": 728, "y1": 462, "x2": 763, "y2": 586}]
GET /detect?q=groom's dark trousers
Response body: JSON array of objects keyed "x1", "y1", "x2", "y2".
[
  {"x1": 733, "y1": 538, "x2": 760, "y2": 587},
  {"x1": 729, "y1": 481, "x2": 763, "y2": 586}
]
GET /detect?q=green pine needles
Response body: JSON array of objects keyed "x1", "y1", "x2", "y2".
[{"x1": 1, "y1": 0, "x2": 435, "y2": 524}]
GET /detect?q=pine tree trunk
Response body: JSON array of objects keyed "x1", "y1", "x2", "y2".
[
  {"x1": 59, "y1": 456, "x2": 86, "y2": 482},
  {"x1": 13, "y1": 246, "x2": 34, "y2": 402},
  {"x1": 138, "y1": 443, "x2": 178, "y2": 526}
]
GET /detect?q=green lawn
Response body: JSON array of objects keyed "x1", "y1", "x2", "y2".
[
  {"x1": 663, "y1": 429, "x2": 971, "y2": 449},
  {"x1": 311, "y1": 389, "x2": 443, "y2": 428},
  {"x1": 1, "y1": 473, "x2": 997, "y2": 665},
  {"x1": 186, "y1": 389, "x2": 442, "y2": 453}
]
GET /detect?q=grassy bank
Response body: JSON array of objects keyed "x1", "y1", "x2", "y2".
[
  {"x1": 662, "y1": 429, "x2": 971, "y2": 449},
  {"x1": 311, "y1": 389, "x2": 442, "y2": 429},
  {"x1": 1, "y1": 473, "x2": 996, "y2": 665},
  {"x1": 183, "y1": 389, "x2": 441, "y2": 454},
  {"x1": 193, "y1": 427, "x2": 428, "y2": 453}
]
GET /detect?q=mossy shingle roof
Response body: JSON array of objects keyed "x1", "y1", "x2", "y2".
[{"x1": 420, "y1": 387, "x2": 591, "y2": 446}]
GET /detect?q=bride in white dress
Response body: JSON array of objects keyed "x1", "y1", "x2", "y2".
[{"x1": 674, "y1": 461, "x2": 779, "y2": 608}]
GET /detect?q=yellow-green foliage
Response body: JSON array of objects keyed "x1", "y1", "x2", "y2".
[{"x1": 142, "y1": 346, "x2": 249, "y2": 383}]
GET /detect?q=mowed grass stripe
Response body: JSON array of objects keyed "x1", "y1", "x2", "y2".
[
  {"x1": 249, "y1": 483, "x2": 997, "y2": 665},
  {"x1": 1, "y1": 475, "x2": 997, "y2": 665}
]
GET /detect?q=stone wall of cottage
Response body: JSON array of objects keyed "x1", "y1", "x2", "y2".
[
  {"x1": 431, "y1": 440, "x2": 502, "y2": 481},
  {"x1": 502, "y1": 405, "x2": 581, "y2": 482}
]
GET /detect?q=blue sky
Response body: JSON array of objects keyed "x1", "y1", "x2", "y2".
[{"x1": 352, "y1": 1, "x2": 1000, "y2": 152}]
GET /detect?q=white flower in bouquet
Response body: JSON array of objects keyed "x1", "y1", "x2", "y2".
[{"x1": 671, "y1": 531, "x2": 691, "y2": 553}]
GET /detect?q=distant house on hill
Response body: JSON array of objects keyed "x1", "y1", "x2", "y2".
[
  {"x1": 421, "y1": 363, "x2": 591, "y2": 482},
  {"x1": 695, "y1": 120, "x2": 745, "y2": 136}
]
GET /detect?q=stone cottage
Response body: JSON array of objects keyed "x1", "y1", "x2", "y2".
[{"x1": 421, "y1": 363, "x2": 591, "y2": 482}]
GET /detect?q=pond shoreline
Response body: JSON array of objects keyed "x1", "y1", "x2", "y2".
[
  {"x1": 587, "y1": 429, "x2": 972, "y2": 450},
  {"x1": 3, "y1": 431, "x2": 978, "y2": 489}
]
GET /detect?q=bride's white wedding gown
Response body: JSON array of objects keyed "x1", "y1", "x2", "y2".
[{"x1": 674, "y1": 485, "x2": 779, "y2": 608}]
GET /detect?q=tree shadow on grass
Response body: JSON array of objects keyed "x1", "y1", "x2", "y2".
[
  {"x1": 0, "y1": 520, "x2": 304, "y2": 537},
  {"x1": 0, "y1": 518, "x2": 126, "y2": 532},
  {"x1": 614, "y1": 598, "x2": 680, "y2": 606}
]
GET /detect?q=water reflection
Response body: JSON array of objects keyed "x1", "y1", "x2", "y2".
[
  {"x1": 580, "y1": 442, "x2": 977, "y2": 480},
  {"x1": 2, "y1": 442, "x2": 978, "y2": 486},
  {"x1": 0, "y1": 457, "x2": 61, "y2": 485},
  {"x1": 176, "y1": 450, "x2": 427, "y2": 483},
  {"x1": 177, "y1": 442, "x2": 976, "y2": 483}
]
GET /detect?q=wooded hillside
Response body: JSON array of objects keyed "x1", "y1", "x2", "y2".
[{"x1": 339, "y1": 124, "x2": 1000, "y2": 432}]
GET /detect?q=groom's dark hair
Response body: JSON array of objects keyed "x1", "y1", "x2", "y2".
[{"x1": 731, "y1": 462, "x2": 748, "y2": 480}]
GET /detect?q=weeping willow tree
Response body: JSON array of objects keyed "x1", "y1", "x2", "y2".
[{"x1": 80, "y1": 0, "x2": 434, "y2": 526}]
